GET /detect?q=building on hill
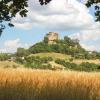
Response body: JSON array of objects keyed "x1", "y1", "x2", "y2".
[{"x1": 45, "y1": 32, "x2": 59, "y2": 44}]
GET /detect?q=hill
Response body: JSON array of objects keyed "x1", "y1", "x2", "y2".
[
  {"x1": 28, "y1": 32, "x2": 100, "y2": 60},
  {"x1": 0, "y1": 32, "x2": 100, "y2": 71},
  {"x1": 14, "y1": 32, "x2": 100, "y2": 60},
  {"x1": 30, "y1": 52, "x2": 100, "y2": 65}
]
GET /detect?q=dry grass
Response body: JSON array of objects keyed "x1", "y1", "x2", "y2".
[
  {"x1": 30, "y1": 52, "x2": 100, "y2": 65},
  {"x1": 73, "y1": 59, "x2": 100, "y2": 65},
  {"x1": 30, "y1": 52, "x2": 71, "y2": 60},
  {"x1": 0, "y1": 68, "x2": 100, "y2": 100},
  {"x1": 0, "y1": 61, "x2": 24, "y2": 68}
]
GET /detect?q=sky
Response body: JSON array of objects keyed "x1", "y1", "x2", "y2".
[{"x1": 0, "y1": 0, "x2": 100, "y2": 53}]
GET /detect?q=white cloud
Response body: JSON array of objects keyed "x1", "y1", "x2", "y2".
[
  {"x1": 81, "y1": 43, "x2": 100, "y2": 51},
  {"x1": 11, "y1": 0, "x2": 100, "y2": 52},
  {"x1": 12, "y1": 0, "x2": 94, "y2": 31},
  {"x1": 4, "y1": 38, "x2": 21, "y2": 48},
  {"x1": 0, "y1": 49, "x2": 7, "y2": 53},
  {"x1": 70, "y1": 29, "x2": 100, "y2": 42},
  {"x1": 0, "y1": 39, "x2": 30, "y2": 53}
]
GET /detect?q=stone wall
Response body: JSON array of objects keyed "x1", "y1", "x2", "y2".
[{"x1": 46, "y1": 32, "x2": 59, "y2": 44}]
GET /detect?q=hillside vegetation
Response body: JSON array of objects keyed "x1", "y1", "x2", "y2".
[
  {"x1": 0, "y1": 35, "x2": 100, "y2": 71},
  {"x1": 28, "y1": 36, "x2": 100, "y2": 60},
  {"x1": 0, "y1": 61, "x2": 23, "y2": 68},
  {"x1": 0, "y1": 68, "x2": 99, "y2": 100},
  {"x1": 30, "y1": 52, "x2": 71, "y2": 60},
  {"x1": 30, "y1": 52, "x2": 100, "y2": 65}
]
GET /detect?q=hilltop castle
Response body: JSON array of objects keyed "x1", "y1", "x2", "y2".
[{"x1": 45, "y1": 32, "x2": 59, "y2": 44}]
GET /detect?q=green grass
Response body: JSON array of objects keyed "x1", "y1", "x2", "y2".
[
  {"x1": 30, "y1": 52, "x2": 100, "y2": 65},
  {"x1": 30, "y1": 52, "x2": 71, "y2": 60}
]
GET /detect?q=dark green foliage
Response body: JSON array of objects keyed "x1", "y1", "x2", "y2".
[
  {"x1": 23, "y1": 56, "x2": 53, "y2": 69},
  {"x1": 16, "y1": 48, "x2": 30, "y2": 57},
  {"x1": 69, "y1": 58, "x2": 73, "y2": 62},
  {"x1": 29, "y1": 42, "x2": 52, "y2": 53},
  {"x1": 55, "y1": 59, "x2": 99, "y2": 71},
  {"x1": 0, "y1": 0, "x2": 28, "y2": 35},
  {"x1": 96, "y1": 52, "x2": 100, "y2": 59},
  {"x1": 44, "y1": 36, "x2": 49, "y2": 44},
  {"x1": 0, "y1": 0, "x2": 52, "y2": 35},
  {"x1": 55, "y1": 59, "x2": 78, "y2": 70},
  {"x1": 86, "y1": 0, "x2": 100, "y2": 21},
  {"x1": 39, "y1": 0, "x2": 52, "y2": 5},
  {"x1": 0, "y1": 53, "x2": 10, "y2": 61},
  {"x1": 1, "y1": 0, "x2": 100, "y2": 35},
  {"x1": 16, "y1": 57, "x2": 24, "y2": 64},
  {"x1": 79, "y1": 62, "x2": 98, "y2": 71},
  {"x1": 29, "y1": 36, "x2": 87, "y2": 58}
]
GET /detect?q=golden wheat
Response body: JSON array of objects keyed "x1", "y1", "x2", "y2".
[{"x1": 0, "y1": 68, "x2": 99, "y2": 100}]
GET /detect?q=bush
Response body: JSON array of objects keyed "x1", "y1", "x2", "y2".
[
  {"x1": 55, "y1": 59, "x2": 99, "y2": 71},
  {"x1": 16, "y1": 57, "x2": 24, "y2": 64},
  {"x1": 69, "y1": 58, "x2": 73, "y2": 62},
  {"x1": 24, "y1": 56, "x2": 53, "y2": 69},
  {"x1": 0, "y1": 53, "x2": 10, "y2": 61},
  {"x1": 55, "y1": 59, "x2": 77, "y2": 70},
  {"x1": 79, "y1": 62, "x2": 98, "y2": 71}
]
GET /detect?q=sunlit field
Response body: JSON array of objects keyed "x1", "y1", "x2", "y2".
[
  {"x1": 0, "y1": 61, "x2": 24, "y2": 68},
  {"x1": 0, "y1": 68, "x2": 100, "y2": 100}
]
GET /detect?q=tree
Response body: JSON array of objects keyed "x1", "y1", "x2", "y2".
[
  {"x1": 0, "y1": 53, "x2": 10, "y2": 61},
  {"x1": 0, "y1": 0, "x2": 51, "y2": 35},
  {"x1": 0, "y1": 0, "x2": 100, "y2": 35},
  {"x1": 44, "y1": 36, "x2": 48, "y2": 44},
  {"x1": 16, "y1": 48, "x2": 29, "y2": 57},
  {"x1": 0, "y1": 0, "x2": 28, "y2": 35},
  {"x1": 86, "y1": 0, "x2": 100, "y2": 21}
]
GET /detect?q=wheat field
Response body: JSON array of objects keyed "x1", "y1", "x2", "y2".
[{"x1": 0, "y1": 68, "x2": 100, "y2": 100}]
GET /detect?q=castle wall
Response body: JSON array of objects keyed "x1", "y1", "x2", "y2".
[{"x1": 46, "y1": 32, "x2": 59, "y2": 44}]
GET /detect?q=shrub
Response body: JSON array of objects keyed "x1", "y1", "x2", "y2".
[
  {"x1": 55, "y1": 59, "x2": 77, "y2": 70},
  {"x1": 24, "y1": 56, "x2": 53, "y2": 69},
  {"x1": 69, "y1": 58, "x2": 73, "y2": 62},
  {"x1": 79, "y1": 62, "x2": 98, "y2": 71}
]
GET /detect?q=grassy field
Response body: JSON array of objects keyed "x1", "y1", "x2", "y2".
[
  {"x1": 0, "y1": 68, "x2": 99, "y2": 100},
  {"x1": 73, "y1": 59, "x2": 100, "y2": 65},
  {"x1": 30, "y1": 52, "x2": 100, "y2": 65},
  {"x1": 0, "y1": 61, "x2": 24, "y2": 68},
  {"x1": 30, "y1": 52, "x2": 71, "y2": 60}
]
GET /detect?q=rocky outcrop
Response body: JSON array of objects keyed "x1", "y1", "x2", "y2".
[{"x1": 46, "y1": 32, "x2": 59, "y2": 44}]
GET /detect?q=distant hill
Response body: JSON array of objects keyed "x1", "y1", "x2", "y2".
[
  {"x1": 28, "y1": 32, "x2": 99, "y2": 60},
  {"x1": 1, "y1": 32, "x2": 100, "y2": 71}
]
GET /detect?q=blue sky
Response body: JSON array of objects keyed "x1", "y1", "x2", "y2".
[{"x1": 0, "y1": 0, "x2": 100, "y2": 53}]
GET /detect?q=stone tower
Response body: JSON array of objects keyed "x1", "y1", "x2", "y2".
[{"x1": 45, "y1": 32, "x2": 59, "y2": 44}]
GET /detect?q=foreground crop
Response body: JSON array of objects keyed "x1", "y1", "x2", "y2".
[{"x1": 0, "y1": 68, "x2": 100, "y2": 100}]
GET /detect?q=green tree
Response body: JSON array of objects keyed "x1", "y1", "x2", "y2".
[
  {"x1": 0, "y1": 0, "x2": 51, "y2": 35},
  {"x1": 96, "y1": 52, "x2": 100, "y2": 59},
  {"x1": 0, "y1": 53, "x2": 10, "y2": 61},
  {"x1": 86, "y1": 0, "x2": 100, "y2": 21},
  {"x1": 44, "y1": 36, "x2": 48, "y2": 44},
  {"x1": 16, "y1": 48, "x2": 29, "y2": 57}
]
